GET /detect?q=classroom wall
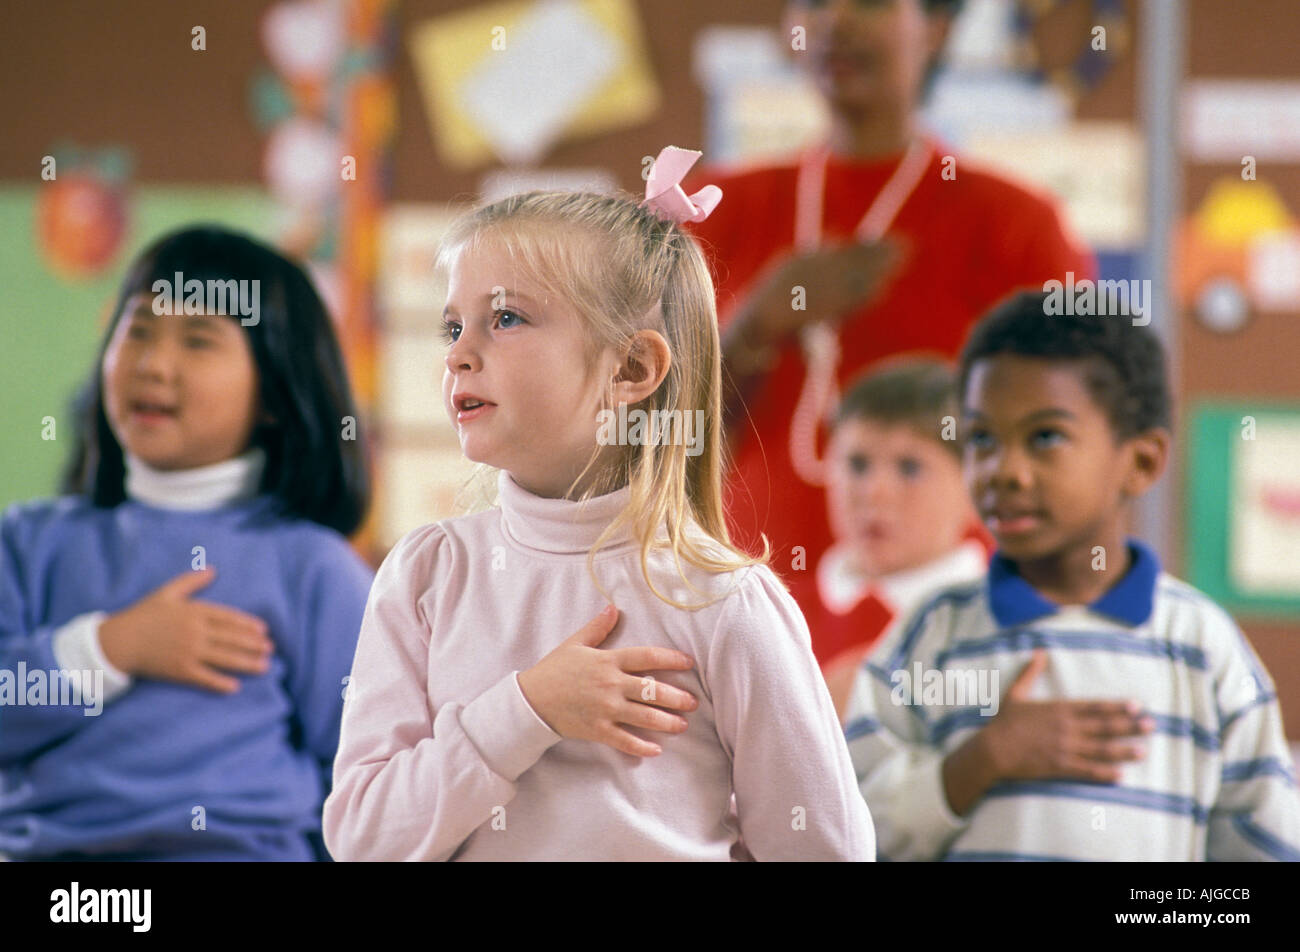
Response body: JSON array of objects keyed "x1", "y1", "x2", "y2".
[
  {"x1": 1177, "y1": 0, "x2": 1300, "y2": 741},
  {"x1": 2, "y1": 1, "x2": 1295, "y2": 734}
]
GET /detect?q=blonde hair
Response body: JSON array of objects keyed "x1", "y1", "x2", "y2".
[{"x1": 436, "y1": 190, "x2": 771, "y2": 609}]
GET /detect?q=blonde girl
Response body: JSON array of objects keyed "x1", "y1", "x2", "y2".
[{"x1": 323, "y1": 148, "x2": 874, "y2": 861}]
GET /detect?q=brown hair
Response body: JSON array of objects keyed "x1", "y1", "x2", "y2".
[{"x1": 834, "y1": 358, "x2": 961, "y2": 458}]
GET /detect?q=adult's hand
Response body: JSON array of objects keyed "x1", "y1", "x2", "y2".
[
  {"x1": 719, "y1": 239, "x2": 901, "y2": 434},
  {"x1": 734, "y1": 239, "x2": 902, "y2": 351}
]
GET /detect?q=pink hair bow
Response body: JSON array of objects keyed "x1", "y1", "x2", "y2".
[{"x1": 641, "y1": 146, "x2": 723, "y2": 225}]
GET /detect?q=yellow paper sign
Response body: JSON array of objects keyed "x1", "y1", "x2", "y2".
[{"x1": 409, "y1": 0, "x2": 660, "y2": 169}]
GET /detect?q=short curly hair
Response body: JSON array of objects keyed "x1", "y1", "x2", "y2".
[{"x1": 956, "y1": 290, "x2": 1172, "y2": 440}]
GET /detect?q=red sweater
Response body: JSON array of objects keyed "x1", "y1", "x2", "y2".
[{"x1": 685, "y1": 142, "x2": 1095, "y2": 621}]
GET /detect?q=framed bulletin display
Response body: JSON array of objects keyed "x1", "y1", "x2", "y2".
[{"x1": 1186, "y1": 402, "x2": 1300, "y2": 618}]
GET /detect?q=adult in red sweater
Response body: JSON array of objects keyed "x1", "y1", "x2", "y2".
[{"x1": 684, "y1": 0, "x2": 1094, "y2": 617}]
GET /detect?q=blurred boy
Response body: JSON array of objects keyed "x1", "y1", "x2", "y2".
[
  {"x1": 811, "y1": 361, "x2": 988, "y2": 718},
  {"x1": 846, "y1": 292, "x2": 1300, "y2": 860}
]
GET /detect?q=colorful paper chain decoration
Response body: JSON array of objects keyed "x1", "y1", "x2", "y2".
[{"x1": 1011, "y1": 0, "x2": 1130, "y2": 101}]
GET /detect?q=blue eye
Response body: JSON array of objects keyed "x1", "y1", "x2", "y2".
[
  {"x1": 443, "y1": 310, "x2": 524, "y2": 343},
  {"x1": 1031, "y1": 429, "x2": 1066, "y2": 449},
  {"x1": 847, "y1": 454, "x2": 868, "y2": 476},
  {"x1": 967, "y1": 429, "x2": 994, "y2": 451},
  {"x1": 898, "y1": 458, "x2": 921, "y2": 479}
]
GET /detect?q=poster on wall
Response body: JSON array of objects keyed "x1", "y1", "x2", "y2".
[
  {"x1": 1231, "y1": 414, "x2": 1300, "y2": 597},
  {"x1": 1186, "y1": 403, "x2": 1300, "y2": 618},
  {"x1": 408, "y1": 0, "x2": 660, "y2": 169}
]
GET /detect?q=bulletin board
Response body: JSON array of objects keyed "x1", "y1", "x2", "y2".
[{"x1": 1178, "y1": 0, "x2": 1300, "y2": 731}]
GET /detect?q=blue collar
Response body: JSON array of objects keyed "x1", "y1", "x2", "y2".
[{"x1": 987, "y1": 539, "x2": 1161, "y2": 627}]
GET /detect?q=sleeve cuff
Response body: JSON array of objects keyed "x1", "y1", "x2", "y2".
[
  {"x1": 458, "y1": 671, "x2": 562, "y2": 782},
  {"x1": 51, "y1": 611, "x2": 133, "y2": 703},
  {"x1": 913, "y1": 753, "x2": 969, "y2": 837}
]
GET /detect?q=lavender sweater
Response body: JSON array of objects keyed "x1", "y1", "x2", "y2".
[
  {"x1": 324, "y1": 471, "x2": 875, "y2": 861},
  {"x1": 0, "y1": 494, "x2": 373, "y2": 860}
]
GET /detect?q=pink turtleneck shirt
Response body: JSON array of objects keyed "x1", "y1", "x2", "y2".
[{"x1": 323, "y1": 470, "x2": 875, "y2": 861}]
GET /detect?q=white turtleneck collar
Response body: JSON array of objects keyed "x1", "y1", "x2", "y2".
[
  {"x1": 124, "y1": 446, "x2": 268, "y2": 511},
  {"x1": 496, "y1": 469, "x2": 637, "y2": 556}
]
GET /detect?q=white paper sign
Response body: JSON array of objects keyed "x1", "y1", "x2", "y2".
[
  {"x1": 1183, "y1": 81, "x2": 1300, "y2": 161},
  {"x1": 1247, "y1": 230, "x2": 1300, "y2": 312},
  {"x1": 1232, "y1": 417, "x2": 1300, "y2": 596},
  {"x1": 458, "y1": 0, "x2": 618, "y2": 166}
]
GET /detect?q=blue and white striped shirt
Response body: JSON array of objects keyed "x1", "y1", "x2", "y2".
[{"x1": 844, "y1": 540, "x2": 1300, "y2": 861}]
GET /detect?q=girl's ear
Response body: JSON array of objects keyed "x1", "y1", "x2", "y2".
[{"x1": 611, "y1": 330, "x2": 671, "y2": 406}]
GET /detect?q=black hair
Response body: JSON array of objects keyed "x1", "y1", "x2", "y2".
[
  {"x1": 834, "y1": 358, "x2": 960, "y2": 457},
  {"x1": 59, "y1": 225, "x2": 371, "y2": 536},
  {"x1": 956, "y1": 290, "x2": 1172, "y2": 441}
]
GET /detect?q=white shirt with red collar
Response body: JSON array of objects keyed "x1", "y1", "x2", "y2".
[
  {"x1": 811, "y1": 540, "x2": 988, "y2": 666},
  {"x1": 818, "y1": 540, "x2": 988, "y2": 619}
]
